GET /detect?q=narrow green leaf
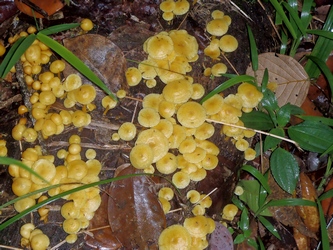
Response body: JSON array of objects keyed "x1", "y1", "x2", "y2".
[
  {"x1": 0, "y1": 173, "x2": 150, "y2": 231},
  {"x1": 0, "y1": 35, "x2": 36, "y2": 78},
  {"x1": 241, "y1": 165, "x2": 271, "y2": 193},
  {"x1": 319, "y1": 188, "x2": 333, "y2": 201},
  {"x1": 247, "y1": 238, "x2": 259, "y2": 249},
  {"x1": 234, "y1": 234, "x2": 246, "y2": 244},
  {"x1": 288, "y1": 120, "x2": 333, "y2": 153},
  {"x1": 264, "y1": 127, "x2": 284, "y2": 151},
  {"x1": 317, "y1": 200, "x2": 330, "y2": 250},
  {"x1": 36, "y1": 33, "x2": 117, "y2": 101},
  {"x1": 307, "y1": 55, "x2": 333, "y2": 101},
  {"x1": 276, "y1": 103, "x2": 305, "y2": 127},
  {"x1": 282, "y1": 2, "x2": 306, "y2": 36},
  {"x1": 240, "y1": 111, "x2": 275, "y2": 130},
  {"x1": 239, "y1": 207, "x2": 249, "y2": 231},
  {"x1": 258, "y1": 215, "x2": 281, "y2": 240},
  {"x1": 0, "y1": 37, "x2": 25, "y2": 77},
  {"x1": 200, "y1": 75, "x2": 255, "y2": 104},
  {"x1": 261, "y1": 68, "x2": 269, "y2": 92},
  {"x1": 39, "y1": 23, "x2": 80, "y2": 36},
  {"x1": 296, "y1": 115, "x2": 333, "y2": 127},
  {"x1": 247, "y1": 24, "x2": 258, "y2": 71},
  {"x1": 232, "y1": 196, "x2": 245, "y2": 210},
  {"x1": 280, "y1": 30, "x2": 288, "y2": 54},
  {"x1": 0, "y1": 156, "x2": 50, "y2": 185},
  {"x1": 269, "y1": 0, "x2": 297, "y2": 39},
  {"x1": 270, "y1": 148, "x2": 299, "y2": 194},
  {"x1": 300, "y1": 0, "x2": 313, "y2": 25},
  {"x1": 306, "y1": 29, "x2": 333, "y2": 40}
]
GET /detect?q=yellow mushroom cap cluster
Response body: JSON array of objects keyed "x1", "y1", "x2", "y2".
[
  {"x1": 222, "y1": 203, "x2": 239, "y2": 221},
  {"x1": 0, "y1": 139, "x2": 8, "y2": 156},
  {"x1": 159, "y1": 0, "x2": 190, "y2": 22},
  {"x1": 20, "y1": 223, "x2": 50, "y2": 250}
]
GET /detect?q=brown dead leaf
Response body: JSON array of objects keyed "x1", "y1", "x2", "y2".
[
  {"x1": 108, "y1": 164, "x2": 166, "y2": 249},
  {"x1": 246, "y1": 52, "x2": 310, "y2": 107},
  {"x1": 85, "y1": 192, "x2": 122, "y2": 249},
  {"x1": 63, "y1": 34, "x2": 128, "y2": 94}
]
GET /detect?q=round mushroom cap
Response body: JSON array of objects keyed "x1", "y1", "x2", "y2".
[
  {"x1": 179, "y1": 136, "x2": 196, "y2": 154},
  {"x1": 177, "y1": 101, "x2": 206, "y2": 128},
  {"x1": 160, "y1": 0, "x2": 175, "y2": 12},
  {"x1": 236, "y1": 82, "x2": 263, "y2": 108},
  {"x1": 189, "y1": 168, "x2": 207, "y2": 181},
  {"x1": 169, "y1": 29, "x2": 198, "y2": 61},
  {"x1": 194, "y1": 122, "x2": 215, "y2": 140},
  {"x1": 63, "y1": 74, "x2": 82, "y2": 91},
  {"x1": 201, "y1": 154, "x2": 218, "y2": 170},
  {"x1": 183, "y1": 147, "x2": 206, "y2": 163},
  {"x1": 31, "y1": 159, "x2": 56, "y2": 184},
  {"x1": 173, "y1": 0, "x2": 190, "y2": 15},
  {"x1": 158, "y1": 100, "x2": 176, "y2": 118},
  {"x1": 74, "y1": 84, "x2": 96, "y2": 105},
  {"x1": 136, "y1": 129, "x2": 169, "y2": 162},
  {"x1": 30, "y1": 233, "x2": 50, "y2": 250},
  {"x1": 146, "y1": 34, "x2": 174, "y2": 60},
  {"x1": 126, "y1": 67, "x2": 142, "y2": 86},
  {"x1": 138, "y1": 59, "x2": 158, "y2": 79},
  {"x1": 156, "y1": 152, "x2": 177, "y2": 174},
  {"x1": 138, "y1": 107, "x2": 161, "y2": 127},
  {"x1": 67, "y1": 159, "x2": 88, "y2": 180},
  {"x1": 130, "y1": 144, "x2": 154, "y2": 169},
  {"x1": 196, "y1": 139, "x2": 220, "y2": 155},
  {"x1": 162, "y1": 79, "x2": 193, "y2": 104},
  {"x1": 202, "y1": 94, "x2": 224, "y2": 115},
  {"x1": 222, "y1": 204, "x2": 238, "y2": 218},
  {"x1": 191, "y1": 83, "x2": 205, "y2": 100},
  {"x1": 183, "y1": 215, "x2": 210, "y2": 238},
  {"x1": 211, "y1": 62, "x2": 227, "y2": 77},
  {"x1": 143, "y1": 93, "x2": 163, "y2": 111},
  {"x1": 172, "y1": 171, "x2": 191, "y2": 189},
  {"x1": 118, "y1": 122, "x2": 137, "y2": 141},
  {"x1": 206, "y1": 19, "x2": 229, "y2": 36},
  {"x1": 211, "y1": 9, "x2": 225, "y2": 19},
  {"x1": 158, "y1": 225, "x2": 192, "y2": 250},
  {"x1": 219, "y1": 34, "x2": 238, "y2": 53},
  {"x1": 186, "y1": 190, "x2": 201, "y2": 203},
  {"x1": 153, "y1": 119, "x2": 174, "y2": 138},
  {"x1": 158, "y1": 187, "x2": 174, "y2": 201}
]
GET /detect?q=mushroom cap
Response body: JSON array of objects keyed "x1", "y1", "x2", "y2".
[
  {"x1": 146, "y1": 34, "x2": 174, "y2": 60},
  {"x1": 158, "y1": 100, "x2": 176, "y2": 118},
  {"x1": 138, "y1": 107, "x2": 161, "y2": 127},
  {"x1": 195, "y1": 139, "x2": 220, "y2": 156},
  {"x1": 158, "y1": 187, "x2": 174, "y2": 201},
  {"x1": 211, "y1": 10, "x2": 225, "y2": 19},
  {"x1": 235, "y1": 138, "x2": 249, "y2": 151},
  {"x1": 183, "y1": 215, "x2": 210, "y2": 238},
  {"x1": 186, "y1": 190, "x2": 201, "y2": 203},
  {"x1": 244, "y1": 147, "x2": 256, "y2": 161},
  {"x1": 162, "y1": 79, "x2": 193, "y2": 104},
  {"x1": 169, "y1": 30, "x2": 198, "y2": 61},
  {"x1": 30, "y1": 233, "x2": 50, "y2": 250},
  {"x1": 156, "y1": 152, "x2": 178, "y2": 174},
  {"x1": 159, "y1": 197, "x2": 171, "y2": 214},
  {"x1": 224, "y1": 94, "x2": 243, "y2": 110},
  {"x1": 63, "y1": 74, "x2": 82, "y2": 92},
  {"x1": 74, "y1": 84, "x2": 96, "y2": 105},
  {"x1": 39, "y1": 91, "x2": 56, "y2": 106},
  {"x1": 136, "y1": 129, "x2": 169, "y2": 162},
  {"x1": 168, "y1": 124, "x2": 187, "y2": 149},
  {"x1": 177, "y1": 101, "x2": 206, "y2": 128},
  {"x1": 63, "y1": 218, "x2": 81, "y2": 234},
  {"x1": 12, "y1": 177, "x2": 32, "y2": 196},
  {"x1": 192, "y1": 204, "x2": 206, "y2": 216},
  {"x1": 222, "y1": 204, "x2": 238, "y2": 218},
  {"x1": 163, "y1": 11, "x2": 174, "y2": 21},
  {"x1": 199, "y1": 194, "x2": 212, "y2": 208},
  {"x1": 126, "y1": 67, "x2": 142, "y2": 86},
  {"x1": 31, "y1": 159, "x2": 56, "y2": 184},
  {"x1": 202, "y1": 94, "x2": 224, "y2": 115},
  {"x1": 158, "y1": 225, "x2": 192, "y2": 250},
  {"x1": 118, "y1": 122, "x2": 137, "y2": 141},
  {"x1": 183, "y1": 147, "x2": 206, "y2": 163},
  {"x1": 211, "y1": 62, "x2": 227, "y2": 77},
  {"x1": 173, "y1": 0, "x2": 190, "y2": 15},
  {"x1": 61, "y1": 201, "x2": 80, "y2": 219},
  {"x1": 194, "y1": 122, "x2": 215, "y2": 140},
  {"x1": 71, "y1": 110, "x2": 91, "y2": 128},
  {"x1": 201, "y1": 154, "x2": 218, "y2": 170},
  {"x1": 153, "y1": 119, "x2": 174, "y2": 138},
  {"x1": 67, "y1": 159, "x2": 88, "y2": 180},
  {"x1": 215, "y1": 102, "x2": 242, "y2": 124},
  {"x1": 206, "y1": 19, "x2": 228, "y2": 36},
  {"x1": 191, "y1": 83, "x2": 205, "y2": 100},
  {"x1": 14, "y1": 197, "x2": 36, "y2": 213},
  {"x1": 189, "y1": 168, "x2": 207, "y2": 181},
  {"x1": 219, "y1": 34, "x2": 238, "y2": 53},
  {"x1": 20, "y1": 223, "x2": 35, "y2": 239},
  {"x1": 236, "y1": 82, "x2": 263, "y2": 108},
  {"x1": 160, "y1": 0, "x2": 175, "y2": 12},
  {"x1": 130, "y1": 144, "x2": 154, "y2": 169},
  {"x1": 179, "y1": 136, "x2": 197, "y2": 154},
  {"x1": 143, "y1": 93, "x2": 163, "y2": 111},
  {"x1": 138, "y1": 59, "x2": 158, "y2": 79},
  {"x1": 172, "y1": 171, "x2": 191, "y2": 189}
]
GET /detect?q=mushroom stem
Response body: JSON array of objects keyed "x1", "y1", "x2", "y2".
[{"x1": 206, "y1": 118, "x2": 302, "y2": 150}]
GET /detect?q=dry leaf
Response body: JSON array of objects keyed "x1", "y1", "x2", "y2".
[
  {"x1": 246, "y1": 52, "x2": 310, "y2": 107},
  {"x1": 108, "y1": 164, "x2": 166, "y2": 249},
  {"x1": 63, "y1": 34, "x2": 128, "y2": 94},
  {"x1": 209, "y1": 221, "x2": 234, "y2": 250}
]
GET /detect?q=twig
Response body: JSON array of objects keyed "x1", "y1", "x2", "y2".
[
  {"x1": 229, "y1": 0, "x2": 254, "y2": 22},
  {"x1": 0, "y1": 245, "x2": 22, "y2": 250},
  {"x1": 194, "y1": 187, "x2": 218, "y2": 206},
  {"x1": 206, "y1": 118, "x2": 303, "y2": 151}
]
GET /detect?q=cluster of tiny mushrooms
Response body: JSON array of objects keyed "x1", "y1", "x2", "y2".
[{"x1": 0, "y1": 1, "x2": 266, "y2": 249}]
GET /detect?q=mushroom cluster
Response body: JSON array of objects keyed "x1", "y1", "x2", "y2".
[
  {"x1": 159, "y1": 0, "x2": 190, "y2": 22},
  {"x1": 0, "y1": 139, "x2": 8, "y2": 156},
  {"x1": 20, "y1": 223, "x2": 50, "y2": 250},
  {"x1": 203, "y1": 10, "x2": 239, "y2": 77}
]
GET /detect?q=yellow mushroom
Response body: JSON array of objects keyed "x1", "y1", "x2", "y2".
[
  {"x1": 118, "y1": 122, "x2": 137, "y2": 141},
  {"x1": 162, "y1": 79, "x2": 193, "y2": 104},
  {"x1": 74, "y1": 84, "x2": 96, "y2": 105},
  {"x1": 31, "y1": 159, "x2": 56, "y2": 185},
  {"x1": 153, "y1": 119, "x2": 174, "y2": 138},
  {"x1": 145, "y1": 34, "x2": 174, "y2": 60},
  {"x1": 67, "y1": 159, "x2": 88, "y2": 180},
  {"x1": 63, "y1": 74, "x2": 82, "y2": 92},
  {"x1": 177, "y1": 101, "x2": 206, "y2": 128},
  {"x1": 158, "y1": 225, "x2": 192, "y2": 250},
  {"x1": 173, "y1": 0, "x2": 190, "y2": 15},
  {"x1": 30, "y1": 233, "x2": 50, "y2": 250},
  {"x1": 194, "y1": 122, "x2": 215, "y2": 140},
  {"x1": 130, "y1": 144, "x2": 154, "y2": 169},
  {"x1": 244, "y1": 147, "x2": 256, "y2": 161},
  {"x1": 143, "y1": 93, "x2": 163, "y2": 111},
  {"x1": 202, "y1": 94, "x2": 224, "y2": 115},
  {"x1": 206, "y1": 19, "x2": 228, "y2": 37},
  {"x1": 211, "y1": 10, "x2": 224, "y2": 19},
  {"x1": 168, "y1": 124, "x2": 187, "y2": 149},
  {"x1": 126, "y1": 67, "x2": 142, "y2": 86},
  {"x1": 236, "y1": 82, "x2": 263, "y2": 109},
  {"x1": 219, "y1": 34, "x2": 238, "y2": 53},
  {"x1": 158, "y1": 187, "x2": 174, "y2": 201},
  {"x1": 172, "y1": 171, "x2": 190, "y2": 189},
  {"x1": 186, "y1": 190, "x2": 201, "y2": 203},
  {"x1": 201, "y1": 154, "x2": 218, "y2": 170},
  {"x1": 159, "y1": 197, "x2": 171, "y2": 214},
  {"x1": 179, "y1": 136, "x2": 197, "y2": 154},
  {"x1": 183, "y1": 215, "x2": 210, "y2": 238},
  {"x1": 169, "y1": 29, "x2": 198, "y2": 61},
  {"x1": 189, "y1": 168, "x2": 207, "y2": 182},
  {"x1": 211, "y1": 62, "x2": 227, "y2": 77},
  {"x1": 222, "y1": 204, "x2": 238, "y2": 220},
  {"x1": 160, "y1": 0, "x2": 176, "y2": 13},
  {"x1": 138, "y1": 107, "x2": 160, "y2": 127},
  {"x1": 156, "y1": 152, "x2": 177, "y2": 174},
  {"x1": 158, "y1": 100, "x2": 176, "y2": 118}
]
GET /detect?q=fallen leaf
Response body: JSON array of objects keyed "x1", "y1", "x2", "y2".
[
  {"x1": 108, "y1": 164, "x2": 166, "y2": 249},
  {"x1": 85, "y1": 192, "x2": 122, "y2": 249},
  {"x1": 246, "y1": 52, "x2": 310, "y2": 107},
  {"x1": 209, "y1": 221, "x2": 234, "y2": 250},
  {"x1": 63, "y1": 34, "x2": 128, "y2": 94}
]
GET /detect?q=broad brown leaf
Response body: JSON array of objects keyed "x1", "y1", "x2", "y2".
[
  {"x1": 63, "y1": 34, "x2": 128, "y2": 94},
  {"x1": 246, "y1": 52, "x2": 310, "y2": 107},
  {"x1": 108, "y1": 164, "x2": 166, "y2": 249},
  {"x1": 85, "y1": 192, "x2": 122, "y2": 249}
]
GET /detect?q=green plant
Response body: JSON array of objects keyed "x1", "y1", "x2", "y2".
[{"x1": 0, "y1": 23, "x2": 117, "y2": 101}]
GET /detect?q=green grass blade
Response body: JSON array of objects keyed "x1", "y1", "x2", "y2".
[
  {"x1": 280, "y1": 30, "x2": 288, "y2": 54},
  {"x1": 317, "y1": 200, "x2": 330, "y2": 250},
  {"x1": 0, "y1": 173, "x2": 150, "y2": 231},
  {"x1": 304, "y1": 6, "x2": 333, "y2": 78},
  {"x1": 36, "y1": 33, "x2": 117, "y2": 101},
  {"x1": 0, "y1": 156, "x2": 50, "y2": 185},
  {"x1": 258, "y1": 215, "x2": 281, "y2": 240},
  {"x1": 247, "y1": 24, "x2": 258, "y2": 71},
  {"x1": 307, "y1": 55, "x2": 333, "y2": 102},
  {"x1": 200, "y1": 75, "x2": 255, "y2": 104},
  {"x1": 300, "y1": 0, "x2": 313, "y2": 25},
  {"x1": 306, "y1": 29, "x2": 333, "y2": 40},
  {"x1": 0, "y1": 37, "x2": 25, "y2": 77},
  {"x1": 39, "y1": 23, "x2": 80, "y2": 36},
  {"x1": 318, "y1": 188, "x2": 333, "y2": 201},
  {"x1": 0, "y1": 35, "x2": 36, "y2": 78},
  {"x1": 269, "y1": 0, "x2": 297, "y2": 39},
  {"x1": 241, "y1": 165, "x2": 271, "y2": 193},
  {"x1": 282, "y1": 2, "x2": 306, "y2": 36}
]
